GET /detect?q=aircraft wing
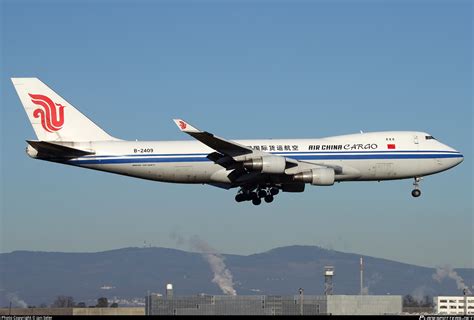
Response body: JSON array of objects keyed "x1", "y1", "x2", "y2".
[
  {"x1": 172, "y1": 119, "x2": 300, "y2": 177},
  {"x1": 172, "y1": 120, "x2": 348, "y2": 178},
  {"x1": 173, "y1": 119, "x2": 253, "y2": 157}
]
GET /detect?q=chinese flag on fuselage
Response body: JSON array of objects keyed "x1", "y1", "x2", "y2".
[{"x1": 387, "y1": 144, "x2": 396, "y2": 149}]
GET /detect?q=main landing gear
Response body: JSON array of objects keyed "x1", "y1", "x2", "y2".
[
  {"x1": 235, "y1": 187, "x2": 279, "y2": 205},
  {"x1": 411, "y1": 177, "x2": 422, "y2": 198}
]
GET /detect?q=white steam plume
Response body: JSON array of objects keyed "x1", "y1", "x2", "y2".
[
  {"x1": 411, "y1": 285, "x2": 435, "y2": 305},
  {"x1": 170, "y1": 232, "x2": 237, "y2": 296},
  {"x1": 6, "y1": 293, "x2": 28, "y2": 308},
  {"x1": 433, "y1": 265, "x2": 472, "y2": 295},
  {"x1": 361, "y1": 272, "x2": 382, "y2": 295},
  {"x1": 188, "y1": 235, "x2": 237, "y2": 296}
]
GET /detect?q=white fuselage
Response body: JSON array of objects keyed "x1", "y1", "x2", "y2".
[
  {"x1": 56, "y1": 131, "x2": 462, "y2": 188},
  {"x1": 12, "y1": 78, "x2": 464, "y2": 200}
]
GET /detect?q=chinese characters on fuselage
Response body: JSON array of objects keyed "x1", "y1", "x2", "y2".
[{"x1": 247, "y1": 143, "x2": 378, "y2": 152}]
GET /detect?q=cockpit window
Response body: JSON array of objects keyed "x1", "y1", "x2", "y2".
[{"x1": 425, "y1": 135, "x2": 436, "y2": 140}]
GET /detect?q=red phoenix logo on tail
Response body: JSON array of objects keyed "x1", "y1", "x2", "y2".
[
  {"x1": 29, "y1": 93, "x2": 66, "y2": 132},
  {"x1": 178, "y1": 120, "x2": 187, "y2": 130}
]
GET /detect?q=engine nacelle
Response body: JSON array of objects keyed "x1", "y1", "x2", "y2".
[
  {"x1": 293, "y1": 168, "x2": 335, "y2": 186},
  {"x1": 243, "y1": 156, "x2": 286, "y2": 174}
]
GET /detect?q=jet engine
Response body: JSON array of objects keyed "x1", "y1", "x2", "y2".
[
  {"x1": 243, "y1": 156, "x2": 286, "y2": 174},
  {"x1": 293, "y1": 168, "x2": 335, "y2": 186}
]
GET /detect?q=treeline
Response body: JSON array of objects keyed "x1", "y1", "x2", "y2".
[
  {"x1": 402, "y1": 295, "x2": 434, "y2": 308},
  {"x1": 26, "y1": 296, "x2": 118, "y2": 308}
]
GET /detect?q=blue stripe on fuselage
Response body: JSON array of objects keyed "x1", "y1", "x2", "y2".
[
  {"x1": 68, "y1": 152, "x2": 463, "y2": 165},
  {"x1": 79, "y1": 149, "x2": 461, "y2": 158}
]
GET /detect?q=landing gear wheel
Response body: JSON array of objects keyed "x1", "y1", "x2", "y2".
[
  {"x1": 270, "y1": 187, "x2": 279, "y2": 196},
  {"x1": 235, "y1": 194, "x2": 245, "y2": 202},
  {"x1": 411, "y1": 189, "x2": 421, "y2": 198},
  {"x1": 264, "y1": 195, "x2": 274, "y2": 203},
  {"x1": 258, "y1": 189, "x2": 267, "y2": 198},
  {"x1": 412, "y1": 177, "x2": 422, "y2": 198},
  {"x1": 252, "y1": 197, "x2": 262, "y2": 205}
]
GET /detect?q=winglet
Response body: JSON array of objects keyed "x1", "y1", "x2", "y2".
[
  {"x1": 172, "y1": 118, "x2": 253, "y2": 156},
  {"x1": 173, "y1": 119, "x2": 200, "y2": 133}
]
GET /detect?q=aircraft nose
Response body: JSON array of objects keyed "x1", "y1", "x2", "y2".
[
  {"x1": 438, "y1": 141, "x2": 463, "y2": 169},
  {"x1": 455, "y1": 152, "x2": 464, "y2": 165},
  {"x1": 446, "y1": 146, "x2": 463, "y2": 168}
]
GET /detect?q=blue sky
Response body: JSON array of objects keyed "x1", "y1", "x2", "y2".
[{"x1": 1, "y1": 0, "x2": 472, "y2": 268}]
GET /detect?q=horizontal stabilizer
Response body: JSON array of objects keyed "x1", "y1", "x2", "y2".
[{"x1": 27, "y1": 140, "x2": 95, "y2": 159}]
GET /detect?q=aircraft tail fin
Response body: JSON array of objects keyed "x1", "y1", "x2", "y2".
[{"x1": 11, "y1": 78, "x2": 117, "y2": 142}]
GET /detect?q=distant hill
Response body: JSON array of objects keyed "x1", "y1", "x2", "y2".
[{"x1": 0, "y1": 245, "x2": 472, "y2": 306}]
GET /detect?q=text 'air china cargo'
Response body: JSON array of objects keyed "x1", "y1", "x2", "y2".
[{"x1": 12, "y1": 78, "x2": 464, "y2": 205}]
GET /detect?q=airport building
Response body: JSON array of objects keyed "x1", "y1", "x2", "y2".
[
  {"x1": 0, "y1": 307, "x2": 145, "y2": 316},
  {"x1": 145, "y1": 293, "x2": 402, "y2": 315},
  {"x1": 434, "y1": 296, "x2": 474, "y2": 315}
]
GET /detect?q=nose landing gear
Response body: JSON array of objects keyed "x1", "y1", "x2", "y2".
[
  {"x1": 411, "y1": 189, "x2": 421, "y2": 197},
  {"x1": 411, "y1": 177, "x2": 422, "y2": 198}
]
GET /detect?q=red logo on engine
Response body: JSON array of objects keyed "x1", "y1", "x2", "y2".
[
  {"x1": 29, "y1": 93, "x2": 66, "y2": 132},
  {"x1": 178, "y1": 120, "x2": 187, "y2": 130}
]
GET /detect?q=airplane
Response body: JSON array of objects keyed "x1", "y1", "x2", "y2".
[{"x1": 11, "y1": 78, "x2": 464, "y2": 205}]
